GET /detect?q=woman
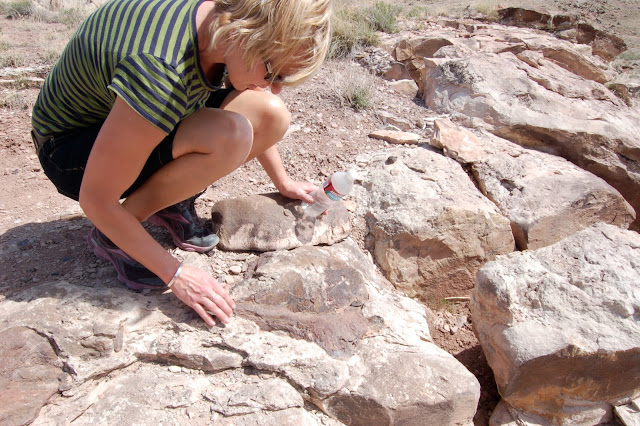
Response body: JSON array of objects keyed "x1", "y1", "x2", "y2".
[{"x1": 31, "y1": 0, "x2": 332, "y2": 326}]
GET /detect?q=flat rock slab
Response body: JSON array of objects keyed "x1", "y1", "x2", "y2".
[
  {"x1": 431, "y1": 118, "x2": 635, "y2": 250},
  {"x1": 353, "y1": 146, "x2": 514, "y2": 304},
  {"x1": 471, "y1": 223, "x2": 640, "y2": 425},
  {"x1": 368, "y1": 129, "x2": 422, "y2": 144},
  {"x1": 1, "y1": 239, "x2": 480, "y2": 425},
  {"x1": 211, "y1": 192, "x2": 350, "y2": 251},
  {"x1": 0, "y1": 327, "x2": 64, "y2": 425}
]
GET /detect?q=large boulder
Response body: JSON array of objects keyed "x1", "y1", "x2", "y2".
[
  {"x1": 471, "y1": 223, "x2": 640, "y2": 425},
  {"x1": 353, "y1": 147, "x2": 514, "y2": 304},
  {"x1": 394, "y1": 23, "x2": 640, "y2": 231},
  {"x1": 431, "y1": 119, "x2": 636, "y2": 249},
  {"x1": 1, "y1": 239, "x2": 480, "y2": 425}
]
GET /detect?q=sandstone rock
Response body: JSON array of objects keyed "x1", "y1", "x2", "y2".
[
  {"x1": 615, "y1": 398, "x2": 640, "y2": 426},
  {"x1": 2, "y1": 238, "x2": 479, "y2": 425},
  {"x1": 471, "y1": 223, "x2": 640, "y2": 425},
  {"x1": 232, "y1": 239, "x2": 480, "y2": 425},
  {"x1": 383, "y1": 62, "x2": 411, "y2": 81},
  {"x1": 376, "y1": 111, "x2": 414, "y2": 132},
  {"x1": 211, "y1": 193, "x2": 350, "y2": 251},
  {"x1": 388, "y1": 79, "x2": 419, "y2": 96},
  {"x1": 399, "y1": 25, "x2": 640, "y2": 230},
  {"x1": 497, "y1": 8, "x2": 627, "y2": 61},
  {"x1": 353, "y1": 147, "x2": 514, "y2": 303},
  {"x1": 368, "y1": 129, "x2": 422, "y2": 144},
  {"x1": 432, "y1": 119, "x2": 635, "y2": 249},
  {"x1": 0, "y1": 327, "x2": 63, "y2": 425}
]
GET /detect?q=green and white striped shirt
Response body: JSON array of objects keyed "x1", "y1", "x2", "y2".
[{"x1": 32, "y1": 0, "x2": 218, "y2": 137}]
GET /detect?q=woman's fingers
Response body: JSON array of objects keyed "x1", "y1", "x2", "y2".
[
  {"x1": 203, "y1": 292, "x2": 234, "y2": 320},
  {"x1": 192, "y1": 303, "x2": 217, "y2": 327}
]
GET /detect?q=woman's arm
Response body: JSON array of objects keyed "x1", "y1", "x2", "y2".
[
  {"x1": 257, "y1": 145, "x2": 317, "y2": 203},
  {"x1": 79, "y1": 96, "x2": 234, "y2": 326}
]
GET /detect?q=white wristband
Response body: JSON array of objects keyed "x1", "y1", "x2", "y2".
[{"x1": 167, "y1": 262, "x2": 183, "y2": 288}]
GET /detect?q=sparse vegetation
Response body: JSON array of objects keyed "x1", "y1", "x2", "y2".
[
  {"x1": 330, "y1": 4, "x2": 379, "y2": 59},
  {"x1": 363, "y1": 1, "x2": 401, "y2": 33},
  {"x1": 0, "y1": 90, "x2": 32, "y2": 110},
  {"x1": 0, "y1": 52, "x2": 27, "y2": 67},
  {"x1": 39, "y1": 49, "x2": 60, "y2": 64},
  {"x1": 473, "y1": 0, "x2": 500, "y2": 20},
  {"x1": 4, "y1": 0, "x2": 33, "y2": 19},
  {"x1": 406, "y1": 5, "x2": 429, "y2": 19},
  {"x1": 617, "y1": 49, "x2": 640, "y2": 61},
  {"x1": 333, "y1": 65, "x2": 377, "y2": 111}
]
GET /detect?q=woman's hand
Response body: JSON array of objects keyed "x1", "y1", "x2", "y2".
[
  {"x1": 277, "y1": 176, "x2": 318, "y2": 204},
  {"x1": 169, "y1": 265, "x2": 235, "y2": 326}
]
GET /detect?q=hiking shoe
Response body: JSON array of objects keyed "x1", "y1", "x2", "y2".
[
  {"x1": 147, "y1": 193, "x2": 219, "y2": 253},
  {"x1": 87, "y1": 227, "x2": 166, "y2": 290}
]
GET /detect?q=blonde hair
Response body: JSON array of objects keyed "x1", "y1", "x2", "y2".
[{"x1": 210, "y1": 0, "x2": 332, "y2": 86}]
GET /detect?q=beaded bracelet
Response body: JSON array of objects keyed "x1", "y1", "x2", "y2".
[{"x1": 167, "y1": 262, "x2": 184, "y2": 288}]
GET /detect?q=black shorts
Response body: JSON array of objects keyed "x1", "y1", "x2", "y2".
[{"x1": 34, "y1": 88, "x2": 234, "y2": 201}]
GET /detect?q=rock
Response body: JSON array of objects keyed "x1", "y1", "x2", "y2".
[
  {"x1": 398, "y1": 24, "x2": 640, "y2": 230},
  {"x1": 497, "y1": 8, "x2": 628, "y2": 61},
  {"x1": 0, "y1": 327, "x2": 63, "y2": 426},
  {"x1": 471, "y1": 223, "x2": 640, "y2": 425},
  {"x1": 232, "y1": 239, "x2": 480, "y2": 425},
  {"x1": 432, "y1": 119, "x2": 635, "y2": 249},
  {"x1": 376, "y1": 111, "x2": 414, "y2": 132},
  {"x1": 388, "y1": 79, "x2": 419, "y2": 96},
  {"x1": 211, "y1": 193, "x2": 350, "y2": 251},
  {"x1": 368, "y1": 130, "x2": 422, "y2": 144},
  {"x1": 615, "y1": 398, "x2": 640, "y2": 426},
  {"x1": 382, "y1": 62, "x2": 411, "y2": 81},
  {"x1": 353, "y1": 147, "x2": 514, "y2": 304},
  {"x1": 1, "y1": 238, "x2": 480, "y2": 425}
]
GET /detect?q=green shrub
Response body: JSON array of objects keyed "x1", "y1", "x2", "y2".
[
  {"x1": 363, "y1": 1, "x2": 401, "y2": 33},
  {"x1": 334, "y1": 66, "x2": 377, "y2": 111},
  {"x1": 330, "y1": 5, "x2": 379, "y2": 59}
]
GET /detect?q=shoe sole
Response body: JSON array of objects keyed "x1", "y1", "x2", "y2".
[
  {"x1": 147, "y1": 215, "x2": 219, "y2": 253},
  {"x1": 87, "y1": 231, "x2": 164, "y2": 291}
]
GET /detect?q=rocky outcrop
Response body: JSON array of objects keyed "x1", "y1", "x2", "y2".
[
  {"x1": 211, "y1": 193, "x2": 350, "y2": 251},
  {"x1": 352, "y1": 146, "x2": 514, "y2": 304},
  {"x1": 1, "y1": 239, "x2": 480, "y2": 425},
  {"x1": 497, "y1": 7, "x2": 628, "y2": 61},
  {"x1": 471, "y1": 223, "x2": 640, "y2": 425},
  {"x1": 394, "y1": 22, "x2": 640, "y2": 231},
  {"x1": 431, "y1": 118, "x2": 636, "y2": 249}
]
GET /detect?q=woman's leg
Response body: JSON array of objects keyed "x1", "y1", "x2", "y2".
[{"x1": 120, "y1": 89, "x2": 290, "y2": 222}]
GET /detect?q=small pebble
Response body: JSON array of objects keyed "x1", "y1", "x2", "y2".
[
  {"x1": 168, "y1": 366, "x2": 182, "y2": 373},
  {"x1": 229, "y1": 265, "x2": 242, "y2": 275}
]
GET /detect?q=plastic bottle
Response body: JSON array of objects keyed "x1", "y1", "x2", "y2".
[{"x1": 302, "y1": 169, "x2": 358, "y2": 217}]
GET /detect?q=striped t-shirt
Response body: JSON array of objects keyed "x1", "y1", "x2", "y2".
[{"x1": 32, "y1": 0, "x2": 219, "y2": 137}]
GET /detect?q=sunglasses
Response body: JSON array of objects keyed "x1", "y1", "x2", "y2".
[{"x1": 264, "y1": 61, "x2": 285, "y2": 84}]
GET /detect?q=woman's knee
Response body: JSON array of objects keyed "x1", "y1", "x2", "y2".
[
  {"x1": 258, "y1": 93, "x2": 291, "y2": 142},
  {"x1": 222, "y1": 111, "x2": 254, "y2": 164},
  {"x1": 175, "y1": 109, "x2": 253, "y2": 167}
]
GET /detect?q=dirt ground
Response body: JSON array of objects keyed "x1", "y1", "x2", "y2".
[{"x1": 0, "y1": 0, "x2": 637, "y2": 424}]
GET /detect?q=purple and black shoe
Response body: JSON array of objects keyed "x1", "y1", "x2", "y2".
[
  {"x1": 87, "y1": 227, "x2": 165, "y2": 290},
  {"x1": 147, "y1": 193, "x2": 219, "y2": 253}
]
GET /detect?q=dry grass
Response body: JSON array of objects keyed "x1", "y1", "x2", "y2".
[
  {"x1": 331, "y1": 62, "x2": 378, "y2": 111},
  {"x1": 0, "y1": 89, "x2": 33, "y2": 109},
  {"x1": 473, "y1": 0, "x2": 500, "y2": 19}
]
